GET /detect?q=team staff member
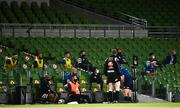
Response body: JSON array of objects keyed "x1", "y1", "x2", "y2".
[
  {"x1": 4, "y1": 54, "x2": 17, "y2": 71},
  {"x1": 77, "y1": 50, "x2": 103, "y2": 91},
  {"x1": 32, "y1": 53, "x2": 44, "y2": 69},
  {"x1": 89, "y1": 67, "x2": 103, "y2": 91},
  {"x1": 104, "y1": 57, "x2": 122, "y2": 102},
  {"x1": 120, "y1": 66, "x2": 133, "y2": 102},
  {"x1": 31, "y1": 53, "x2": 44, "y2": 84},
  {"x1": 67, "y1": 73, "x2": 90, "y2": 103},
  {"x1": 40, "y1": 75, "x2": 58, "y2": 103},
  {"x1": 116, "y1": 48, "x2": 128, "y2": 65},
  {"x1": 77, "y1": 50, "x2": 94, "y2": 71},
  {"x1": 60, "y1": 51, "x2": 74, "y2": 86}
]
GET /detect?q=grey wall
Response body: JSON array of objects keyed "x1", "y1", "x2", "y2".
[{"x1": 0, "y1": 0, "x2": 49, "y2": 6}]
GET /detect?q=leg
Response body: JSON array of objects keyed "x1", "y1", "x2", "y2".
[
  {"x1": 89, "y1": 75, "x2": 93, "y2": 91},
  {"x1": 108, "y1": 83, "x2": 114, "y2": 102},
  {"x1": 68, "y1": 94, "x2": 79, "y2": 102},
  {"x1": 114, "y1": 81, "x2": 121, "y2": 101},
  {"x1": 123, "y1": 88, "x2": 132, "y2": 101}
]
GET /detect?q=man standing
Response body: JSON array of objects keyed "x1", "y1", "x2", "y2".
[{"x1": 104, "y1": 57, "x2": 122, "y2": 102}]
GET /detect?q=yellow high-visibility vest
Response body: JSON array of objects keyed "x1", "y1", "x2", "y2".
[
  {"x1": 35, "y1": 58, "x2": 43, "y2": 68},
  {"x1": 64, "y1": 57, "x2": 72, "y2": 70},
  {"x1": 4, "y1": 57, "x2": 16, "y2": 70}
]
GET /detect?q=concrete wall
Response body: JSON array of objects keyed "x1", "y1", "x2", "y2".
[
  {"x1": 0, "y1": 0, "x2": 49, "y2": 6},
  {"x1": 0, "y1": 28, "x2": 148, "y2": 38}
]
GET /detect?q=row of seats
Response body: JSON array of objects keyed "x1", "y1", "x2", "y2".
[
  {"x1": 0, "y1": 37, "x2": 180, "y2": 93},
  {"x1": 0, "y1": 1, "x2": 100, "y2": 24},
  {"x1": 65, "y1": 0, "x2": 180, "y2": 26}
]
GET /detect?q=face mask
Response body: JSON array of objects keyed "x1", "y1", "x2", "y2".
[
  {"x1": 82, "y1": 54, "x2": 86, "y2": 57},
  {"x1": 74, "y1": 79, "x2": 78, "y2": 82},
  {"x1": 96, "y1": 69, "x2": 99, "y2": 73}
]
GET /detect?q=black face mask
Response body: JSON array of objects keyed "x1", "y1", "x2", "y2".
[
  {"x1": 74, "y1": 79, "x2": 78, "y2": 82},
  {"x1": 81, "y1": 54, "x2": 86, "y2": 57}
]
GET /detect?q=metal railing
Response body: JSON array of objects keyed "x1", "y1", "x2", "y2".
[
  {"x1": 0, "y1": 24, "x2": 180, "y2": 38},
  {"x1": 0, "y1": 24, "x2": 148, "y2": 38}
]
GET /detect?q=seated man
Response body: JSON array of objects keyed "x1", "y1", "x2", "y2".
[
  {"x1": 40, "y1": 75, "x2": 58, "y2": 103},
  {"x1": 77, "y1": 50, "x2": 103, "y2": 91},
  {"x1": 120, "y1": 66, "x2": 133, "y2": 102},
  {"x1": 144, "y1": 53, "x2": 160, "y2": 77},
  {"x1": 77, "y1": 50, "x2": 94, "y2": 71},
  {"x1": 4, "y1": 54, "x2": 18, "y2": 71},
  {"x1": 89, "y1": 67, "x2": 103, "y2": 91},
  {"x1": 163, "y1": 49, "x2": 177, "y2": 65},
  {"x1": 32, "y1": 53, "x2": 44, "y2": 69},
  {"x1": 67, "y1": 73, "x2": 90, "y2": 103},
  {"x1": 60, "y1": 51, "x2": 74, "y2": 86},
  {"x1": 145, "y1": 60, "x2": 157, "y2": 77}
]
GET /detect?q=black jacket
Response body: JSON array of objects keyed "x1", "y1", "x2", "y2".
[
  {"x1": 164, "y1": 54, "x2": 177, "y2": 65},
  {"x1": 77, "y1": 56, "x2": 94, "y2": 72}
]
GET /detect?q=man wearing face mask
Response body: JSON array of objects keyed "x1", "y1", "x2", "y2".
[
  {"x1": 77, "y1": 50, "x2": 94, "y2": 71},
  {"x1": 40, "y1": 75, "x2": 58, "y2": 103},
  {"x1": 77, "y1": 50, "x2": 103, "y2": 91},
  {"x1": 89, "y1": 67, "x2": 103, "y2": 91},
  {"x1": 67, "y1": 73, "x2": 90, "y2": 103},
  {"x1": 144, "y1": 53, "x2": 161, "y2": 77},
  {"x1": 116, "y1": 48, "x2": 128, "y2": 65},
  {"x1": 104, "y1": 57, "x2": 122, "y2": 102},
  {"x1": 163, "y1": 49, "x2": 177, "y2": 65},
  {"x1": 32, "y1": 53, "x2": 44, "y2": 69}
]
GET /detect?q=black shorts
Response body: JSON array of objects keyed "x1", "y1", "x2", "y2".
[
  {"x1": 123, "y1": 83, "x2": 133, "y2": 90},
  {"x1": 107, "y1": 77, "x2": 121, "y2": 84}
]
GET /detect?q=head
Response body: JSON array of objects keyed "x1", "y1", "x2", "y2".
[
  {"x1": 116, "y1": 48, "x2": 121, "y2": 53},
  {"x1": 44, "y1": 75, "x2": 51, "y2": 81},
  {"x1": 171, "y1": 49, "x2": 176, "y2": 55},
  {"x1": 64, "y1": 51, "x2": 71, "y2": 58},
  {"x1": 72, "y1": 73, "x2": 78, "y2": 82},
  {"x1": 107, "y1": 57, "x2": 114, "y2": 68},
  {"x1": 12, "y1": 55, "x2": 18, "y2": 60},
  {"x1": 37, "y1": 53, "x2": 43, "y2": 59},
  {"x1": 112, "y1": 48, "x2": 117, "y2": 56},
  {"x1": 149, "y1": 52, "x2": 155, "y2": 60},
  {"x1": 92, "y1": 67, "x2": 99, "y2": 74},
  {"x1": 80, "y1": 50, "x2": 86, "y2": 57},
  {"x1": 0, "y1": 48, "x2": 2, "y2": 53}
]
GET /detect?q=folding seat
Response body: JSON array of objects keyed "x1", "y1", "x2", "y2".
[{"x1": 1, "y1": 1, "x2": 18, "y2": 23}]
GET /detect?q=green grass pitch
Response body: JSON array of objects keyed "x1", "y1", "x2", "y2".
[{"x1": 0, "y1": 103, "x2": 180, "y2": 108}]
